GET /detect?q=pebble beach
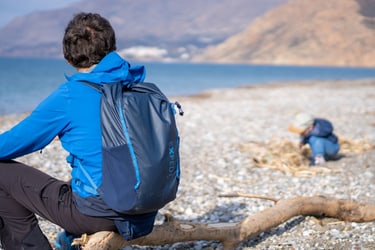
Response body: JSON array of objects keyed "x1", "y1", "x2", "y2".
[{"x1": 1, "y1": 79, "x2": 374, "y2": 249}]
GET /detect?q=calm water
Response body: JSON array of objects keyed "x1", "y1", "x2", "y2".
[{"x1": 1, "y1": 57, "x2": 375, "y2": 115}]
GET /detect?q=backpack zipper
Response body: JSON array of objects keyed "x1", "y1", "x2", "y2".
[{"x1": 118, "y1": 100, "x2": 141, "y2": 190}]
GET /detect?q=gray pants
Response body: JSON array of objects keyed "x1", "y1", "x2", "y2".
[{"x1": 0, "y1": 160, "x2": 116, "y2": 250}]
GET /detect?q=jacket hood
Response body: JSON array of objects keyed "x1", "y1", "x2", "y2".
[{"x1": 65, "y1": 52, "x2": 146, "y2": 85}]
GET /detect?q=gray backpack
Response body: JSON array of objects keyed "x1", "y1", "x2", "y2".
[{"x1": 83, "y1": 81, "x2": 183, "y2": 215}]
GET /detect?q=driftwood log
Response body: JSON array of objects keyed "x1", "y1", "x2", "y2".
[{"x1": 73, "y1": 195, "x2": 375, "y2": 249}]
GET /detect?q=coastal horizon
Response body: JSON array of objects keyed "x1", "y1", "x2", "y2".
[{"x1": 1, "y1": 57, "x2": 375, "y2": 115}]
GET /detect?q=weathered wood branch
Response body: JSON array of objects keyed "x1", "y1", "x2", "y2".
[
  {"x1": 73, "y1": 195, "x2": 375, "y2": 250},
  {"x1": 218, "y1": 192, "x2": 279, "y2": 203}
]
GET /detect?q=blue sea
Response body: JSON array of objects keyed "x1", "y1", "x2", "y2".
[{"x1": 1, "y1": 57, "x2": 375, "y2": 115}]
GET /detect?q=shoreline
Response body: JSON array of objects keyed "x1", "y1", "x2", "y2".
[
  {"x1": 1, "y1": 78, "x2": 374, "y2": 118},
  {"x1": 1, "y1": 79, "x2": 375, "y2": 249}
]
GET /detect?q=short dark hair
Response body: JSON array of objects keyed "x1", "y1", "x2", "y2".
[{"x1": 63, "y1": 12, "x2": 117, "y2": 68}]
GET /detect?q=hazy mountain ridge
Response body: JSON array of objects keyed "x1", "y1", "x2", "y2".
[
  {"x1": 193, "y1": 0, "x2": 375, "y2": 67},
  {"x1": 0, "y1": 0, "x2": 286, "y2": 60},
  {"x1": 1, "y1": 0, "x2": 374, "y2": 67}
]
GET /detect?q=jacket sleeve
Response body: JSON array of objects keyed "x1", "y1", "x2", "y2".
[{"x1": 0, "y1": 85, "x2": 69, "y2": 160}]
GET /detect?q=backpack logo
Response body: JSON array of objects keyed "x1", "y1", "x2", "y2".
[{"x1": 168, "y1": 143, "x2": 176, "y2": 176}]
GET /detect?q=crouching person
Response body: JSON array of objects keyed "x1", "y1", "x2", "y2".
[{"x1": 288, "y1": 113, "x2": 340, "y2": 166}]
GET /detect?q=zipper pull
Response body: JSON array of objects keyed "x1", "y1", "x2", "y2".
[{"x1": 175, "y1": 101, "x2": 184, "y2": 116}]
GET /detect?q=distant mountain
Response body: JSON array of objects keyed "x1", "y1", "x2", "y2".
[
  {"x1": 0, "y1": 0, "x2": 287, "y2": 60},
  {"x1": 193, "y1": 0, "x2": 375, "y2": 67}
]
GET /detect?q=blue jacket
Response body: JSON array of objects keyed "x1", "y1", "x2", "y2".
[
  {"x1": 0, "y1": 52, "x2": 145, "y2": 200},
  {"x1": 302, "y1": 118, "x2": 338, "y2": 145}
]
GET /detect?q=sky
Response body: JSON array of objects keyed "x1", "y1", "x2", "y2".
[{"x1": 0, "y1": 0, "x2": 80, "y2": 27}]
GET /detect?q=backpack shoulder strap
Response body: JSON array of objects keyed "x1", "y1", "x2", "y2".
[{"x1": 80, "y1": 81, "x2": 103, "y2": 92}]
